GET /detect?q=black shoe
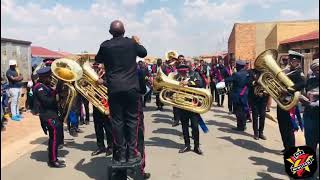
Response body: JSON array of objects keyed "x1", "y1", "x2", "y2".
[
  {"x1": 48, "y1": 161, "x2": 66, "y2": 168},
  {"x1": 85, "y1": 120, "x2": 90, "y2": 125},
  {"x1": 266, "y1": 108, "x2": 270, "y2": 112},
  {"x1": 105, "y1": 147, "x2": 113, "y2": 156},
  {"x1": 79, "y1": 121, "x2": 84, "y2": 125},
  {"x1": 253, "y1": 135, "x2": 259, "y2": 140},
  {"x1": 91, "y1": 148, "x2": 106, "y2": 156},
  {"x1": 172, "y1": 121, "x2": 179, "y2": 127},
  {"x1": 144, "y1": 172, "x2": 151, "y2": 179},
  {"x1": 179, "y1": 146, "x2": 191, "y2": 153},
  {"x1": 259, "y1": 134, "x2": 267, "y2": 140},
  {"x1": 194, "y1": 147, "x2": 203, "y2": 155}
]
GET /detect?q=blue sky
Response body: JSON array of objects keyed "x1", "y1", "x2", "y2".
[{"x1": 2, "y1": 0, "x2": 319, "y2": 57}]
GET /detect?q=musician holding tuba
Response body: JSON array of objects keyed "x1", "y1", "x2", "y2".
[
  {"x1": 277, "y1": 50, "x2": 305, "y2": 155},
  {"x1": 175, "y1": 62, "x2": 204, "y2": 155},
  {"x1": 33, "y1": 67, "x2": 65, "y2": 168},
  {"x1": 95, "y1": 20, "x2": 147, "y2": 168},
  {"x1": 248, "y1": 69, "x2": 268, "y2": 140}
]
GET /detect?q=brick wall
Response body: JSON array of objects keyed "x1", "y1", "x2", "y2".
[{"x1": 234, "y1": 24, "x2": 256, "y2": 61}]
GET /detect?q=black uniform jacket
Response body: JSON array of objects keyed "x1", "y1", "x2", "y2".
[{"x1": 95, "y1": 36, "x2": 147, "y2": 94}]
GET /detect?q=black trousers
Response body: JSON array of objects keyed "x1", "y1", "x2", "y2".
[
  {"x1": 227, "y1": 93, "x2": 233, "y2": 112},
  {"x1": 252, "y1": 98, "x2": 267, "y2": 135},
  {"x1": 155, "y1": 94, "x2": 163, "y2": 108},
  {"x1": 173, "y1": 107, "x2": 181, "y2": 123},
  {"x1": 93, "y1": 107, "x2": 113, "y2": 149},
  {"x1": 137, "y1": 97, "x2": 146, "y2": 173},
  {"x1": 109, "y1": 89, "x2": 140, "y2": 160},
  {"x1": 210, "y1": 82, "x2": 217, "y2": 102},
  {"x1": 277, "y1": 107, "x2": 295, "y2": 150},
  {"x1": 234, "y1": 103, "x2": 247, "y2": 130},
  {"x1": 180, "y1": 110, "x2": 200, "y2": 148},
  {"x1": 80, "y1": 97, "x2": 90, "y2": 123},
  {"x1": 44, "y1": 118, "x2": 63, "y2": 162}
]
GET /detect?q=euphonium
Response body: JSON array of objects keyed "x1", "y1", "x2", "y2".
[
  {"x1": 74, "y1": 56, "x2": 109, "y2": 115},
  {"x1": 254, "y1": 49, "x2": 300, "y2": 110},
  {"x1": 153, "y1": 68, "x2": 212, "y2": 114},
  {"x1": 165, "y1": 50, "x2": 178, "y2": 61},
  {"x1": 51, "y1": 58, "x2": 83, "y2": 122}
]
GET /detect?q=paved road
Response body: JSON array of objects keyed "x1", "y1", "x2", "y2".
[{"x1": 1, "y1": 98, "x2": 316, "y2": 180}]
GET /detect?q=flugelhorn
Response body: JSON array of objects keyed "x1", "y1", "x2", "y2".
[
  {"x1": 254, "y1": 49, "x2": 300, "y2": 110},
  {"x1": 153, "y1": 68, "x2": 212, "y2": 114}
]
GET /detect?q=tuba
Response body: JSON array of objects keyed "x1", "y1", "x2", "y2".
[
  {"x1": 165, "y1": 50, "x2": 178, "y2": 61},
  {"x1": 254, "y1": 49, "x2": 300, "y2": 110},
  {"x1": 153, "y1": 68, "x2": 212, "y2": 114},
  {"x1": 74, "y1": 55, "x2": 109, "y2": 115},
  {"x1": 51, "y1": 58, "x2": 83, "y2": 122}
]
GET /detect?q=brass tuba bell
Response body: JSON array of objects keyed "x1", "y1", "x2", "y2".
[
  {"x1": 254, "y1": 49, "x2": 300, "y2": 110},
  {"x1": 165, "y1": 50, "x2": 178, "y2": 61},
  {"x1": 153, "y1": 68, "x2": 212, "y2": 114},
  {"x1": 51, "y1": 58, "x2": 83, "y2": 122}
]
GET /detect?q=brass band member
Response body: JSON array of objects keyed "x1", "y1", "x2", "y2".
[
  {"x1": 277, "y1": 50, "x2": 305, "y2": 154},
  {"x1": 95, "y1": 20, "x2": 147, "y2": 165},
  {"x1": 33, "y1": 67, "x2": 65, "y2": 168},
  {"x1": 248, "y1": 69, "x2": 268, "y2": 140},
  {"x1": 91, "y1": 63, "x2": 113, "y2": 157},
  {"x1": 176, "y1": 62, "x2": 204, "y2": 155}
]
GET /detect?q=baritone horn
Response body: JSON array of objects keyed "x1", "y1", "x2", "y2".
[
  {"x1": 74, "y1": 55, "x2": 109, "y2": 115},
  {"x1": 153, "y1": 68, "x2": 212, "y2": 114},
  {"x1": 51, "y1": 58, "x2": 83, "y2": 122},
  {"x1": 254, "y1": 49, "x2": 300, "y2": 110}
]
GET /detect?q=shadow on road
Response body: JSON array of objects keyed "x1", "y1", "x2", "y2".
[
  {"x1": 145, "y1": 137, "x2": 183, "y2": 149},
  {"x1": 206, "y1": 120, "x2": 234, "y2": 128},
  {"x1": 215, "y1": 114, "x2": 237, "y2": 121},
  {"x1": 152, "y1": 128, "x2": 182, "y2": 136},
  {"x1": 254, "y1": 172, "x2": 285, "y2": 180},
  {"x1": 152, "y1": 118, "x2": 173, "y2": 125},
  {"x1": 249, "y1": 156, "x2": 287, "y2": 176},
  {"x1": 151, "y1": 113, "x2": 172, "y2": 119},
  {"x1": 30, "y1": 150, "x2": 69, "y2": 162},
  {"x1": 217, "y1": 127, "x2": 253, "y2": 138},
  {"x1": 74, "y1": 157, "x2": 112, "y2": 180},
  {"x1": 30, "y1": 137, "x2": 47, "y2": 145},
  {"x1": 84, "y1": 133, "x2": 96, "y2": 139},
  {"x1": 143, "y1": 106, "x2": 158, "y2": 112},
  {"x1": 211, "y1": 108, "x2": 228, "y2": 114},
  {"x1": 64, "y1": 140, "x2": 97, "y2": 152},
  {"x1": 217, "y1": 136, "x2": 279, "y2": 155}
]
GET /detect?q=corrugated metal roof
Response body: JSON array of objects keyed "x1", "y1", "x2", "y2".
[
  {"x1": 280, "y1": 30, "x2": 319, "y2": 44},
  {"x1": 31, "y1": 46, "x2": 64, "y2": 58},
  {"x1": 1, "y1": 37, "x2": 31, "y2": 45}
]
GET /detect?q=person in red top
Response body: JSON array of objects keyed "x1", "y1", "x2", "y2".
[{"x1": 212, "y1": 58, "x2": 226, "y2": 107}]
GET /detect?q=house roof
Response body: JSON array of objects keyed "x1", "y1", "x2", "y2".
[
  {"x1": 280, "y1": 30, "x2": 319, "y2": 44},
  {"x1": 1, "y1": 37, "x2": 31, "y2": 45},
  {"x1": 31, "y1": 46, "x2": 64, "y2": 58}
]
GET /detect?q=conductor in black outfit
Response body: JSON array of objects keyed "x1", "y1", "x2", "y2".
[{"x1": 95, "y1": 20, "x2": 147, "y2": 164}]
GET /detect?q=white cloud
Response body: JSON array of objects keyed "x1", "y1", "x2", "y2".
[
  {"x1": 279, "y1": 9, "x2": 303, "y2": 19},
  {"x1": 122, "y1": 0, "x2": 144, "y2": 6}
]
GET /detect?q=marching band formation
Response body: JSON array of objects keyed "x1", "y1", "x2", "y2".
[{"x1": 5, "y1": 20, "x2": 318, "y2": 179}]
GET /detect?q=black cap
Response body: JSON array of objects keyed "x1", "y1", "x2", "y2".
[{"x1": 37, "y1": 66, "x2": 52, "y2": 77}]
